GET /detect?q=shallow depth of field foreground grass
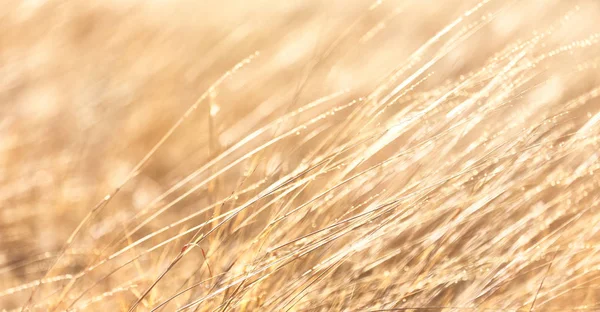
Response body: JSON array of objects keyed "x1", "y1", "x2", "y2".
[{"x1": 2, "y1": 0, "x2": 600, "y2": 311}]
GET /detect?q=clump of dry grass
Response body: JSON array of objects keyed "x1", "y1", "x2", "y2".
[{"x1": 2, "y1": 0, "x2": 600, "y2": 311}]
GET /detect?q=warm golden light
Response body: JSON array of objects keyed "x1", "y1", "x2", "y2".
[{"x1": 1, "y1": 0, "x2": 600, "y2": 311}]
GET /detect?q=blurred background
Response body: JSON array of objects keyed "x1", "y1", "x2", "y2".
[{"x1": 2, "y1": 0, "x2": 600, "y2": 311}]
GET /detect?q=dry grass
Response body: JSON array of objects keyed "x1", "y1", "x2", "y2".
[{"x1": 2, "y1": 0, "x2": 600, "y2": 311}]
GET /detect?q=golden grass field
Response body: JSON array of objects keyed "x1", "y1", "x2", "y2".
[{"x1": 2, "y1": 0, "x2": 600, "y2": 311}]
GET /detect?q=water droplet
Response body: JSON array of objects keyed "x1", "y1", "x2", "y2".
[{"x1": 210, "y1": 104, "x2": 220, "y2": 117}]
